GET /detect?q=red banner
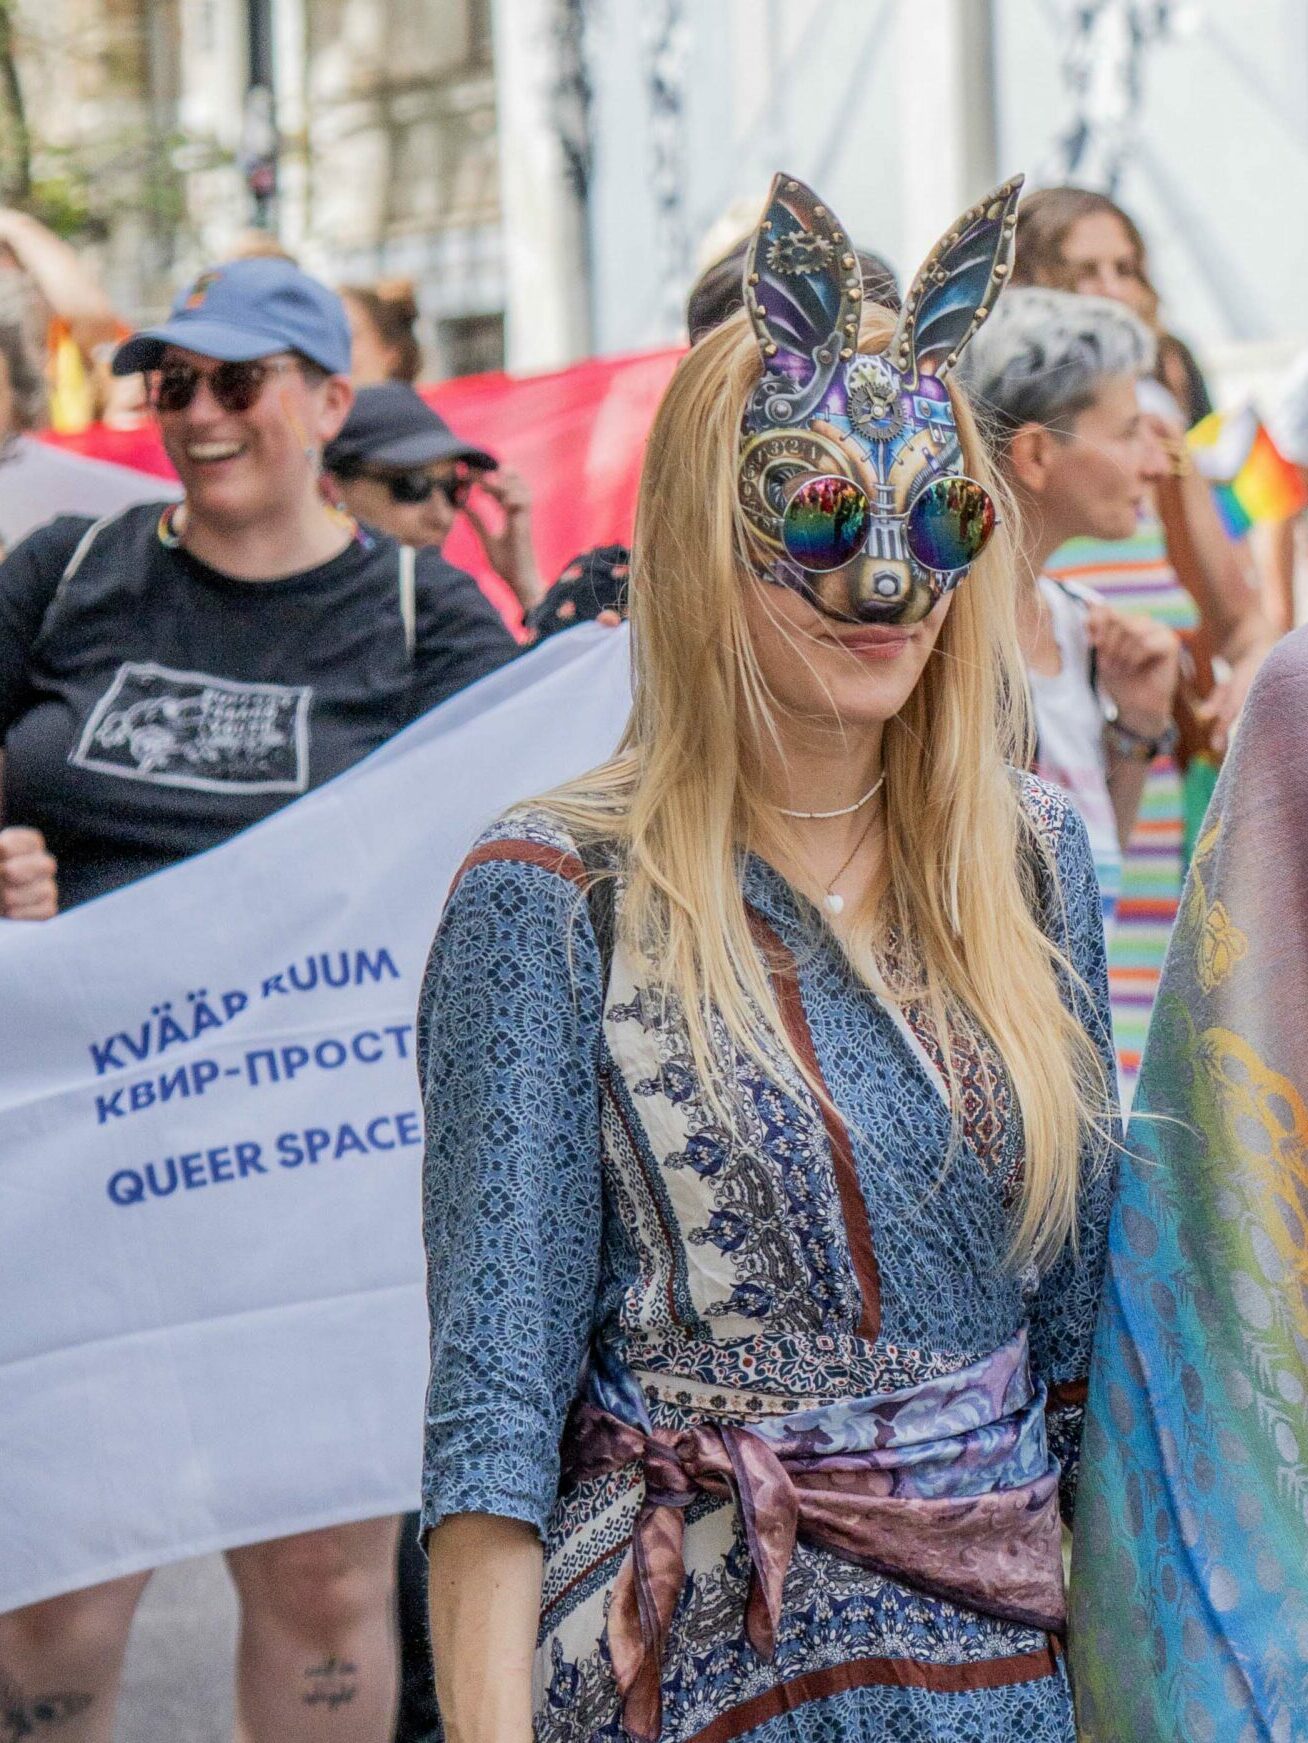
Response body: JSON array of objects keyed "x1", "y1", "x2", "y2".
[{"x1": 40, "y1": 348, "x2": 682, "y2": 629}]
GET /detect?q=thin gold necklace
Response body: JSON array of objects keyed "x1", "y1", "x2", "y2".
[{"x1": 818, "y1": 806, "x2": 879, "y2": 916}]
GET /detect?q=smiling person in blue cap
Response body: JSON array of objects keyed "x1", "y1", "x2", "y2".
[
  {"x1": 0, "y1": 257, "x2": 517, "y2": 1743},
  {"x1": 0, "y1": 257, "x2": 516, "y2": 908}
]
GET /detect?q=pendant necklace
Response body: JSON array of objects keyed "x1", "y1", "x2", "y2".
[
  {"x1": 775, "y1": 771, "x2": 886, "y2": 915},
  {"x1": 818, "y1": 805, "x2": 880, "y2": 916}
]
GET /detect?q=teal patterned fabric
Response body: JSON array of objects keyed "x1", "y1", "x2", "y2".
[{"x1": 1072, "y1": 632, "x2": 1308, "y2": 1740}]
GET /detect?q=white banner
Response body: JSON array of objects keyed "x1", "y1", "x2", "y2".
[{"x1": 0, "y1": 627, "x2": 631, "y2": 1610}]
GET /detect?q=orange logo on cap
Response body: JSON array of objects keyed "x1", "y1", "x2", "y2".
[{"x1": 184, "y1": 269, "x2": 222, "y2": 311}]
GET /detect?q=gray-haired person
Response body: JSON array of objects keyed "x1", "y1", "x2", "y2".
[{"x1": 959, "y1": 286, "x2": 1181, "y2": 933}]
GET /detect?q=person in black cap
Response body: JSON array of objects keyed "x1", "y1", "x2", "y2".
[
  {"x1": 326, "y1": 382, "x2": 571, "y2": 1743},
  {"x1": 0, "y1": 257, "x2": 517, "y2": 1743},
  {"x1": 327, "y1": 382, "x2": 544, "y2": 616}
]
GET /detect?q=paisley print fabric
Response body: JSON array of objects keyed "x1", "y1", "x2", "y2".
[
  {"x1": 419, "y1": 777, "x2": 1117, "y2": 1742},
  {"x1": 1071, "y1": 630, "x2": 1308, "y2": 1741}
]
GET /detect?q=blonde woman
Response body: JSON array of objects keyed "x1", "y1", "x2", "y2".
[{"x1": 418, "y1": 177, "x2": 1118, "y2": 1743}]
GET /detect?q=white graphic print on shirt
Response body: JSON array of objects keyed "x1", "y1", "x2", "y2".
[{"x1": 70, "y1": 662, "x2": 312, "y2": 794}]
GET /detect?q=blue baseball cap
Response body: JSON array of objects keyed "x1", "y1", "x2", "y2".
[{"x1": 113, "y1": 258, "x2": 352, "y2": 377}]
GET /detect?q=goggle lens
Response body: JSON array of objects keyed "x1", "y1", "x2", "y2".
[
  {"x1": 781, "y1": 475, "x2": 869, "y2": 573},
  {"x1": 904, "y1": 475, "x2": 996, "y2": 573}
]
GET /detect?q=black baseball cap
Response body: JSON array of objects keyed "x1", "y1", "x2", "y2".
[{"x1": 325, "y1": 383, "x2": 496, "y2": 473}]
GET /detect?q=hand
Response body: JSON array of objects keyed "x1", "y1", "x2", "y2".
[
  {"x1": 462, "y1": 468, "x2": 544, "y2": 609},
  {"x1": 0, "y1": 208, "x2": 59, "y2": 273},
  {"x1": 1086, "y1": 604, "x2": 1180, "y2": 739},
  {"x1": 1204, "y1": 636, "x2": 1275, "y2": 755},
  {"x1": 0, "y1": 826, "x2": 58, "y2": 920},
  {"x1": 521, "y1": 607, "x2": 623, "y2": 648}
]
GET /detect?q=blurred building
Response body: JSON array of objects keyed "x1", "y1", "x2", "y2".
[
  {"x1": 167, "y1": 0, "x2": 507, "y2": 378},
  {"x1": 578, "y1": 0, "x2": 1308, "y2": 400},
  {"x1": 12, "y1": 0, "x2": 1308, "y2": 392},
  {"x1": 3, "y1": 0, "x2": 184, "y2": 311}
]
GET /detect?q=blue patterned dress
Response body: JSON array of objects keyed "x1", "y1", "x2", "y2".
[{"x1": 419, "y1": 777, "x2": 1117, "y2": 1742}]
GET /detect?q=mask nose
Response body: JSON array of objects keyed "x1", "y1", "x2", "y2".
[{"x1": 838, "y1": 556, "x2": 935, "y2": 625}]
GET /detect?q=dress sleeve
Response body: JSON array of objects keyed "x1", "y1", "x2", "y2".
[
  {"x1": 0, "y1": 517, "x2": 89, "y2": 732},
  {"x1": 417, "y1": 844, "x2": 604, "y2": 1539},
  {"x1": 1027, "y1": 797, "x2": 1122, "y2": 1524},
  {"x1": 409, "y1": 551, "x2": 519, "y2": 717}
]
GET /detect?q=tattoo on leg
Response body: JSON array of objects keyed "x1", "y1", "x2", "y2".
[
  {"x1": 301, "y1": 1656, "x2": 359, "y2": 1712},
  {"x1": 1, "y1": 1672, "x2": 93, "y2": 1740}
]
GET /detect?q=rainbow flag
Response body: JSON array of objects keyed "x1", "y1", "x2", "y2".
[{"x1": 1188, "y1": 406, "x2": 1308, "y2": 537}]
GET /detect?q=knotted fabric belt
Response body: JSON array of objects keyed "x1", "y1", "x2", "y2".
[{"x1": 562, "y1": 1332, "x2": 1065, "y2": 1743}]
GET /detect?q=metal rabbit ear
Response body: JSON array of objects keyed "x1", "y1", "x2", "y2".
[
  {"x1": 889, "y1": 176, "x2": 1024, "y2": 385},
  {"x1": 742, "y1": 173, "x2": 864, "y2": 430}
]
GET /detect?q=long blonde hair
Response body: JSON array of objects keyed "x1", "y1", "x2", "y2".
[{"x1": 544, "y1": 305, "x2": 1105, "y2": 1270}]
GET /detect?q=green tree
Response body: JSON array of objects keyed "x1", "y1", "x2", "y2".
[{"x1": 0, "y1": 0, "x2": 32, "y2": 203}]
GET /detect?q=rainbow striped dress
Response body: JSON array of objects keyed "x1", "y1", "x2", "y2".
[{"x1": 1045, "y1": 515, "x2": 1197, "y2": 1102}]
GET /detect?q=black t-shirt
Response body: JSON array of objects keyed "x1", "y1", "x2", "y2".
[{"x1": 0, "y1": 503, "x2": 518, "y2": 906}]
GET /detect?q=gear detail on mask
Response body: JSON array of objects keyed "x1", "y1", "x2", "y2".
[{"x1": 737, "y1": 171, "x2": 1023, "y2": 625}]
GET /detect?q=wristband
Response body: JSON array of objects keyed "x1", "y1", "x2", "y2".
[{"x1": 1105, "y1": 717, "x2": 1178, "y2": 764}]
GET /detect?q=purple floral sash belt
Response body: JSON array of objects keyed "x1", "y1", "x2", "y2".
[{"x1": 562, "y1": 1331, "x2": 1064, "y2": 1743}]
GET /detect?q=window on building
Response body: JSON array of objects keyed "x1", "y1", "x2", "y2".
[
  {"x1": 467, "y1": 0, "x2": 493, "y2": 67},
  {"x1": 438, "y1": 313, "x2": 505, "y2": 378}
]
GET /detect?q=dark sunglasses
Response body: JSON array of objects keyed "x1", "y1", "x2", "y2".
[
  {"x1": 356, "y1": 467, "x2": 472, "y2": 508},
  {"x1": 149, "y1": 356, "x2": 299, "y2": 415},
  {"x1": 781, "y1": 472, "x2": 997, "y2": 576}
]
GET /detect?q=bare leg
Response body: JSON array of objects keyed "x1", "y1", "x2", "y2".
[
  {"x1": 225, "y1": 1517, "x2": 401, "y2": 1743},
  {"x1": 0, "y1": 1570, "x2": 151, "y2": 1743}
]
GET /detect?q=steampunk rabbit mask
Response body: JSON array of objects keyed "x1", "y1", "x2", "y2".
[{"x1": 738, "y1": 172, "x2": 1023, "y2": 625}]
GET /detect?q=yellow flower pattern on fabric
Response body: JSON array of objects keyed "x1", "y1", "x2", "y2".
[
  {"x1": 1191, "y1": 816, "x2": 1222, "y2": 868},
  {"x1": 1195, "y1": 901, "x2": 1248, "y2": 993},
  {"x1": 1071, "y1": 648, "x2": 1308, "y2": 1741},
  {"x1": 1192, "y1": 1026, "x2": 1308, "y2": 1337},
  {"x1": 1181, "y1": 818, "x2": 1248, "y2": 993}
]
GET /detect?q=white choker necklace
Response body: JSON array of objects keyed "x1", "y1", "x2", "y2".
[{"x1": 777, "y1": 772, "x2": 885, "y2": 821}]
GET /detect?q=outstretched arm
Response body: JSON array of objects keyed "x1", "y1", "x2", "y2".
[{"x1": 0, "y1": 209, "x2": 118, "y2": 352}]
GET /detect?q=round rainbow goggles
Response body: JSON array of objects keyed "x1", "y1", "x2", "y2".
[
  {"x1": 737, "y1": 171, "x2": 1021, "y2": 626},
  {"x1": 779, "y1": 471, "x2": 996, "y2": 581}
]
